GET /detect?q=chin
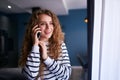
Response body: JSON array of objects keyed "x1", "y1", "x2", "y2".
[{"x1": 45, "y1": 35, "x2": 52, "y2": 39}]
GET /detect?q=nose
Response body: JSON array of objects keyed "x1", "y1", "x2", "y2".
[{"x1": 46, "y1": 24, "x2": 50, "y2": 29}]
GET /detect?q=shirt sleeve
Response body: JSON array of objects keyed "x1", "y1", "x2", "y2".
[
  {"x1": 22, "y1": 45, "x2": 40, "y2": 80},
  {"x1": 44, "y1": 42, "x2": 72, "y2": 80}
]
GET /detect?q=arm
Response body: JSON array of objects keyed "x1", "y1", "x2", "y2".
[
  {"x1": 22, "y1": 45, "x2": 40, "y2": 80},
  {"x1": 44, "y1": 43, "x2": 72, "y2": 80}
]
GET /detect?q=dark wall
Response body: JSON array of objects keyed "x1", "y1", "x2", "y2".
[
  {"x1": 0, "y1": 13, "x2": 18, "y2": 67},
  {"x1": 16, "y1": 13, "x2": 30, "y2": 52}
]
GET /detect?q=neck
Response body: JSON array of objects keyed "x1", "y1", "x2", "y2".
[{"x1": 40, "y1": 38, "x2": 48, "y2": 42}]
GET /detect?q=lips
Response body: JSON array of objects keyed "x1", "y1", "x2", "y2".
[{"x1": 45, "y1": 31, "x2": 51, "y2": 34}]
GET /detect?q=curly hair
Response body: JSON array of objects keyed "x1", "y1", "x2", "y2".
[{"x1": 19, "y1": 9, "x2": 64, "y2": 68}]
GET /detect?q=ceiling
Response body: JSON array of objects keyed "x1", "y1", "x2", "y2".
[{"x1": 0, "y1": 0, "x2": 87, "y2": 15}]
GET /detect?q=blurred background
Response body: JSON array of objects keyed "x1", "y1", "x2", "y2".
[{"x1": 0, "y1": 0, "x2": 88, "y2": 80}]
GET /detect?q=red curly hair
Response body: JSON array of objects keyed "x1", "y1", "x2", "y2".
[{"x1": 19, "y1": 9, "x2": 64, "y2": 76}]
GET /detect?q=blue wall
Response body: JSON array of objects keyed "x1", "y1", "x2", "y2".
[{"x1": 58, "y1": 9, "x2": 87, "y2": 66}]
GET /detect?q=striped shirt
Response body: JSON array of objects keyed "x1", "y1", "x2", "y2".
[{"x1": 22, "y1": 42, "x2": 71, "y2": 80}]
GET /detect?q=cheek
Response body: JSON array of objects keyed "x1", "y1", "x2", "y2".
[
  {"x1": 51, "y1": 26, "x2": 54, "y2": 31},
  {"x1": 40, "y1": 27, "x2": 45, "y2": 31},
  {"x1": 51, "y1": 28, "x2": 54, "y2": 34}
]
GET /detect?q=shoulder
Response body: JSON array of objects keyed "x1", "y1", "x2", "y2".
[
  {"x1": 61, "y1": 41, "x2": 66, "y2": 47},
  {"x1": 61, "y1": 41, "x2": 68, "y2": 51}
]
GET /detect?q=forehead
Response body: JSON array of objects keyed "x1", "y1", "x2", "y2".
[{"x1": 38, "y1": 14, "x2": 52, "y2": 21}]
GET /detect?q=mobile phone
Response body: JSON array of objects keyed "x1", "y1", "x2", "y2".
[{"x1": 37, "y1": 32, "x2": 40, "y2": 39}]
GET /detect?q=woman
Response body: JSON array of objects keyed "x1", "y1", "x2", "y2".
[{"x1": 19, "y1": 9, "x2": 71, "y2": 80}]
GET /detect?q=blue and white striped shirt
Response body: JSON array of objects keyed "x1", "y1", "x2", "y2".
[{"x1": 22, "y1": 42, "x2": 71, "y2": 80}]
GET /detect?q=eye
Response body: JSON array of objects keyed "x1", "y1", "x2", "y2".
[
  {"x1": 39, "y1": 22, "x2": 45, "y2": 26},
  {"x1": 50, "y1": 22, "x2": 54, "y2": 26}
]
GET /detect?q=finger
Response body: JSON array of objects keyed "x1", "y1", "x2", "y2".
[
  {"x1": 39, "y1": 41, "x2": 45, "y2": 47},
  {"x1": 32, "y1": 26, "x2": 41, "y2": 37},
  {"x1": 34, "y1": 28, "x2": 41, "y2": 35},
  {"x1": 32, "y1": 25, "x2": 38, "y2": 32}
]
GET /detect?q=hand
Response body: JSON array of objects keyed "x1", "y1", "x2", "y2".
[
  {"x1": 31, "y1": 25, "x2": 41, "y2": 46},
  {"x1": 39, "y1": 41, "x2": 48, "y2": 60}
]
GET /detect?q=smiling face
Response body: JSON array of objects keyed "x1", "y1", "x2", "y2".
[{"x1": 38, "y1": 14, "x2": 54, "y2": 42}]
